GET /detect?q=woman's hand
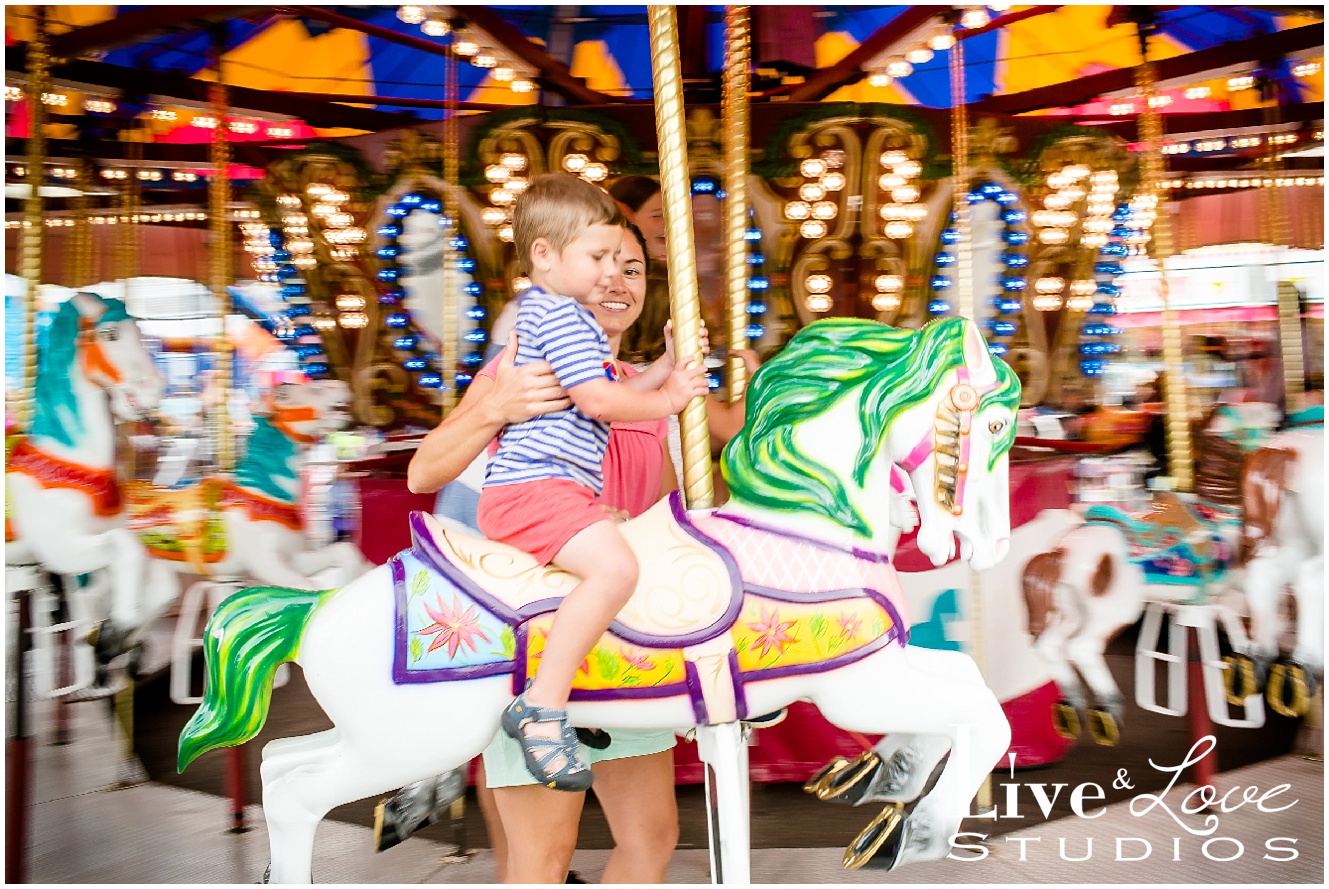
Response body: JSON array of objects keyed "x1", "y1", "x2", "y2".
[{"x1": 483, "y1": 332, "x2": 571, "y2": 425}]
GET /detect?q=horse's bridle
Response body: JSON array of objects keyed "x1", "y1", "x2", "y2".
[{"x1": 898, "y1": 367, "x2": 992, "y2": 517}]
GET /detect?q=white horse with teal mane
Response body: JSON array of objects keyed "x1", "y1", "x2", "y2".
[{"x1": 177, "y1": 317, "x2": 1021, "y2": 882}]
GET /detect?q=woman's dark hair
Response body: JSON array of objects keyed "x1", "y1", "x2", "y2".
[
  {"x1": 623, "y1": 221, "x2": 651, "y2": 277},
  {"x1": 618, "y1": 220, "x2": 669, "y2": 364},
  {"x1": 608, "y1": 175, "x2": 661, "y2": 213}
]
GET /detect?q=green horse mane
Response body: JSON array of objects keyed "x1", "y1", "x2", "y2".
[
  {"x1": 31, "y1": 295, "x2": 132, "y2": 448},
  {"x1": 720, "y1": 317, "x2": 1021, "y2": 538}
]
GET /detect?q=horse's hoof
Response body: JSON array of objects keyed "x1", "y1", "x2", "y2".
[
  {"x1": 803, "y1": 757, "x2": 850, "y2": 796},
  {"x1": 1052, "y1": 701, "x2": 1081, "y2": 740},
  {"x1": 260, "y1": 863, "x2": 270, "y2": 884},
  {"x1": 1223, "y1": 654, "x2": 1258, "y2": 704},
  {"x1": 842, "y1": 803, "x2": 905, "y2": 870},
  {"x1": 816, "y1": 751, "x2": 882, "y2": 805},
  {"x1": 1268, "y1": 663, "x2": 1311, "y2": 718},
  {"x1": 1086, "y1": 709, "x2": 1120, "y2": 747}
]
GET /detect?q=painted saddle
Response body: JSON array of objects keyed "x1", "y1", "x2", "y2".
[
  {"x1": 392, "y1": 493, "x2": 909, "y2": 725},
  {"x1": 1085, "y1": 491, "x2": 1234, "y2": 588}
]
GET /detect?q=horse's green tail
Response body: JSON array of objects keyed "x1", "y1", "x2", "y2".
[{"x1": 177, "y1": 585, "x2": 337, "y2": 772}]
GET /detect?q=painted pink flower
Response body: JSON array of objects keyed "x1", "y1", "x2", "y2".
[
  {"x1": 837, "y1": 612, "x2": 863, "y2": 642},
  {"x1": 747, "y1": 606, "x2": 798, "y2": 659},
  {"x1": 418, "y1": 593, "x2": 490, "y2": 659},
  {"x1": 621, "y1": 648, "x2": 655, "y2": 672}
]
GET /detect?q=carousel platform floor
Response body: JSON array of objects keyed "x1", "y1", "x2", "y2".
[{"x1": 17, "y1": 694, "x2": 1324, "y2": 884}]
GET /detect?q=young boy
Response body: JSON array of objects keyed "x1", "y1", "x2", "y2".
[{"x1": 478, "y1": 173, "x2": 708, "y2": 791}]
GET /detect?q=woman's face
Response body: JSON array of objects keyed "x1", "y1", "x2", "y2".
[
  {"x1": 632, "y1": 191, "x2": 668, "y2": 263},
  {"x1": 591, "y1": 229, "x2": 648, "y2": 343}
]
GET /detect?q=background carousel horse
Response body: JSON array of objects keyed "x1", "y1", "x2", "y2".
[
  {"x1": 177, "y1": 316, "x2": 1021, "y2": 882},
  {"x1": 1018, "y1": 406, "x2": 1281, "y2": 742},
  {"x1": 1235, "y1": 419, "x2": 1324, "y2": 716},
  {"x1": 124, "y1": 378, "x2": 369, "y2": 591},
  {"x1": 6, "y1": 291, "x2": 174, "y2": 675}
]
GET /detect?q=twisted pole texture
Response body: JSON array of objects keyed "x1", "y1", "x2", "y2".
[
  {"x1": 1137, "y1": 60, "x2": 1192, "y2": 491},
  {"x1": 440, "y1": 46, "x2": 460, "y2": 415},
  {"x1": 723, "y1": 6, "x2": 751, "y2": 403},
  {"x1": 209, "y1": 74, "x2": 234, "y2": 471},
  {"x1": 19, "y1": 10, "x2": 49, "y2": 433},
  {"x1": 649, "y1": 5, "x2": 714, "y2": 509}
]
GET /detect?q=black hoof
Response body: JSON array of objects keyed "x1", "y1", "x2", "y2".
[
  {"x1": 1052, "y1": 701, "x2": 1081, "y2": 740},
  {"x1": 261, "y1": 862, "x2": 270, "y2": 884},
  {"x1": 842, "y1": 804, "x2": 905, "y2": 870},
  {"x1": 1223, "y1": 654, "x2": 1258, "y2": 704},
  {"x1": 1086, "y1": 709, "x2": 1120, "y2": 747},
  {"x1": 1268, "y1": 663, "x2": 1312, "y2": 718},
  {"x1": 816, "y1": 751, "x2": 882, "y2": 805},
  {"x1": 803, "y1": 756, "x2": 850, "y2": 796}
]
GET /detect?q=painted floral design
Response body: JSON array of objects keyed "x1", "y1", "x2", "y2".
[
  {"x1": 747, "y1": 606, "x2": 798, "y2": 659},
  {"x1": 837, "y1": 611, "x2": 863, "y2": 642},
  {"x1": 417, "y1": 593, "x2": 491, "y2": 659}
]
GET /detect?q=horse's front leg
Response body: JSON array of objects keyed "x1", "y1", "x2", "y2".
[
  {"x1": 1242, "y1": 549, "x2": 1291, "y2": 685},
  {"x1": 230, "y1": 521, "x2": 325, "y2": 590},
  {"x1": 1292, "y1": 552, "x2": 1324, "y2": 681},
  {"x1": 289, "y1": 542, "x2": 372, "y2": 589}
]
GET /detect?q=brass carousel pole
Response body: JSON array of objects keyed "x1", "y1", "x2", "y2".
[
  {"x1": 18, "y1": 8, "x2": 49, "y2": 434},
  {"x1": 72, "y1": 161, "x2": 94, "y2": 287},
  {"x1": 648, "y1": 5, "x2": 713, "y2": 509},
  {"x1": 722, "y1": 5, "x2": 751, "y2": 403},
  {"x1": 439, "y1": 31, "x2": 460, "y2": 415},
  {"x1": 1136, "y1": 49, "x2": 1191, "y2": 491},
  {"x1": 949, "y1": 25, "x2": 991, "y2": 813},
  {"x1": 1262, "y1": 114, "x2": 1305, "y2": 414},
  {"x1": 209, "y1": 35, "x2": 233, "y2": 473}
]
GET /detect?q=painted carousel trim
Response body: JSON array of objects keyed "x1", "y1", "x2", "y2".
[{"x1": 7, "y1": 437, "x2": 121, "y2": 515}]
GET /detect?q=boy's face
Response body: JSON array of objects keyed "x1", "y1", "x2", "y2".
[{"x1": 530, "y1": 223, "x2": 623, "y2": 305}]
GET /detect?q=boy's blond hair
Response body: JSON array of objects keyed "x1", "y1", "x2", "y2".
[{"x1": 514, "y1": 172, "x2": 624, "y2": 274}]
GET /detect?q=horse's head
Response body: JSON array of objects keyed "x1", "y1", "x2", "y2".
[
  {"x1": 34, "y1": 293, "x2": 163, "y2": 443},
  {"x1": 256, "y1": 380, "x2": 352, "y2": 444},
  {"x1": 896, "y1": 319, "x2": 1020, "y2": 570},
  {"x1": 720, "y1": 317, "x2": 1020, "y2": 571}
]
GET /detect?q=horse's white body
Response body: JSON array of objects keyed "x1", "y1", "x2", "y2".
[
  {"x1": 214, "y1": 318, "x2": 1019, "y2": 883},
  {"x1": 1240, "y1": 427, "x2": 1324, "y2": 680}
]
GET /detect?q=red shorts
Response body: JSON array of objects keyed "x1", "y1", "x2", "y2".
[{"x1": 477, "y1": 478, "x2": 611, "y2": 566}]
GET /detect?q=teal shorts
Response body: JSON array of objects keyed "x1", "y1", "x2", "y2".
[{"x1": 482, "y1": 727, "x2": 676, "y2": 788}]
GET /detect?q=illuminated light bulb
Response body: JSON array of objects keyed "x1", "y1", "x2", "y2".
[
  {"x1": 1063, "y1": 164, "x2": 1090, "y2": 181},
  {"x1": 1185, "y1": 86, "x2": 1211, "y2": 100},
  {"x1": 892, "y1": 185, "x2": 920, "y2": 203},
  {"x1": 485, "y1": 164, "x2": 511, "y2": 183},
  {"x1": 493, "y1": 67, "x2": 516, "y2": 82},
  {"x1": 873, "y1": 293, "x2": 902, "y2": 312},
  {"x1": 498, "y1": 225, "x2": 514, "y2": 242},
  {"x1": 506, "y1": 177, "x2": 529, "y2": 193},
  {"x1": 806, "y1": 293, "x2": 833, "y2": 313},
  {"x1": 582, "y1": 162, "x2": 608, "y2": 182},
  {"x1": 84, "y1": 98, "x2": 116, "y2": 113},
  {"x1": 906, "y1": 47, "x2": 934, "y2": 65},
  {"x1": 422, "y1": 18, "x2": 450, "y2": 37},
  {"x1": 784, "y1": 200, "x2": 812, "y2": 221},
  {"x1": 880, "y1": 150, "x2": 908, "y2": 167},
  {"x1": 822, "y1": 172, "x2": 847, "y2": 191},
  {"x1": 562, "y1": 153, "x2": 589, "y2": 173},
  {"x1": 928, "y1": 28, "x2": 956, "y2": 51},
  {"x1": 398, "y1": 6, "x2": 426, "y2": 25},
  {"x1": 501, "y1": 153, "x2": 528, "y2": 171},
  {"x1": 1038, "y1": 228, "x2": 1070, "y2": 245},
  {"x1": 491, "y1": 188, "x2": 515, "y2": 205},
  {"x1": 875, "y1": 274, "x2": 904, "y2": 292},
  {"x1": 960, "y1": 7, "x2": 990, "y2": 29},
  {"x1": 1031, "y1": 210, "x2": 1058, "y2": 228},
  {"x1": 989, "y1": 2, "x2": 1012, "y2": 11},
  {"x1": 1043, "y1": 194, "x2": 1071, "y2": 210},
  {"x1": 1067, "y1": 293, "x2": 1095, "y2": 312},
  {"x1": 512, "y1": 277, "x2": 532, "y2": 292},
  {"x1": 1227, "y1": 74, "x2": 1255, "y2": 91},
  {"x1": 482, "y1": 207, "x2": 507, "y2": 226},
  {"x1": 454, "y1": 39, "x2": 480, "y2": 56},
  {"x1": 1035, "y1": 277, "x2": 1066, "y2": 295},
  {"x1": 1081, "y1": 233, "x2": 1108, "y2": 249},
  {"x1": 812, "y1": 200, "x2": 838, "y2": 220},
  {"x1": 511, "y1": 79, "x2": 537, "y2": 93},
  {"x1": 867, "y1": 70, "x2": 893, "y2": 88},
  {"x1": 1070, "y1": 280, "x2": 1097, "y2": 297},
  {"x1": 884, "y1": 220, "x2": 913, "y2": 239},
  {"x1": 799, "y1": 182, "x2": 827, "y2": 201},
  {"x1": 806, "y1": 274, "x2": 833, "y2": 293},
  {"x1": 800, "y1": 219, "x2": 828, "y2": 239},
  {"x1": 473, "y1": 51, "x2": 499, "y2": 69},
  {"x1": 1293, "y1": 61, "x2": 1321, "y2": 78},
  {"x1": 879, "y1": 173, "x2": 906, "y2": 190},
  {"x1": 1032, "y1": 294, "x2": 1063, "y2": 312},
  {"x1": 800, "y1": 158, "x2": 828, "y2": 178},
  {"x1": 822, "y1": 150, "x2": 846, "y2": 168},
  {"x1": 4, "y1": 86, "x2": 21, "y2": 102},
  {"x1": 879, "y1": 203, "x2": 908, "y2": 220},
  {"x1": 885, "y1": 58, "x2": 913, "y2": 79},
  {"x1": 894, "y1": 159, "x2": 921, "y2": 177}
]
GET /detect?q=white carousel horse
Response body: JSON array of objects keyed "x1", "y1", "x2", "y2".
[
  {"x1": 1235, "y1": 422, "x2": 1324, "y2": 715},
  {"x1": 6, "y1": 292, "x2": 175, "y2": 671},
  {"x1": 126, "y1": 378, "x2": 369, "y2": 591},
  {"x1": 177, "y1": 317, "x2": 1022, "y2": 882}
]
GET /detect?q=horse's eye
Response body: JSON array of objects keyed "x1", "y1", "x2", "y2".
[{"x1": 988, "y1": 419, "x2": 1006, "y2": 435}]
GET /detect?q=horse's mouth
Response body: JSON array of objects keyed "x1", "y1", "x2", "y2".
[{"x1": 933, "y1": 400, "x2": 964, "y2": 513}]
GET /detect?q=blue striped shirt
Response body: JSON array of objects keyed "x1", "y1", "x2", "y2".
[{"x1": 484, "y1": 288, "x2": 613, "y2": 492}]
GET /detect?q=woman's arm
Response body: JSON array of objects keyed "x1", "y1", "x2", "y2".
[
  {"x1": 706, "y1": 348, "x2": 761, "y2": 448},
  {"x1": 406, "y1": 333, "x2": 571, "y2": 494},
  {"x1": 657, "y1": 438, "x2": 679, "y2": 500}
]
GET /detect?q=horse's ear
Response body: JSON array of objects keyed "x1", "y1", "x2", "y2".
[
  {"x1": 70, "y1": 291, "x2": 110, "y2": 322},
  {"x1": 962, "y1": 320, "x2": 998, "y2": 387}
]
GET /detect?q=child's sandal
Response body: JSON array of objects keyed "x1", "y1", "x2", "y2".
[{"x1": 501, "y1": 693, "x2": 593, "y2": 792}]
